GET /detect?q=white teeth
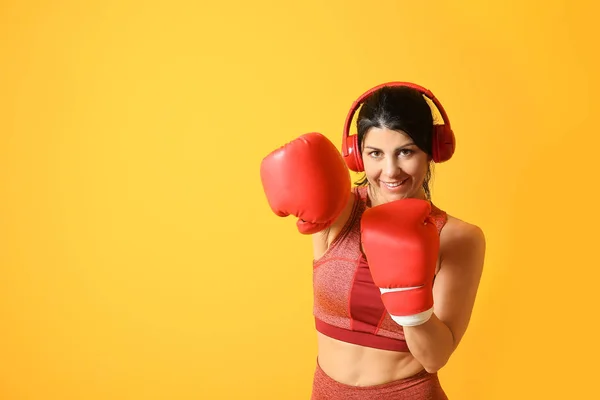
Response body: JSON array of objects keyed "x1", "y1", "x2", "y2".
[{"x1": 382, "y1": 179, "x2": 405, "y2": 188}]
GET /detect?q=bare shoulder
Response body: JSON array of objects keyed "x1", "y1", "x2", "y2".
[
  {"x1": 441, "y1": 214, "x2": 485, "y2": 244},
  {"x1": 439, "y1": 214, "x2": 486, "y2": 272}
]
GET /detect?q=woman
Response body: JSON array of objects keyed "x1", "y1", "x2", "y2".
[{"x1": 260, "y1": 83, "x2": 486, "y2": 399}]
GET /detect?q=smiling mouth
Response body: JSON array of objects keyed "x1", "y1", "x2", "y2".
[{"x1": 380, "y1": 178, "x2": 408, "y2": 189}]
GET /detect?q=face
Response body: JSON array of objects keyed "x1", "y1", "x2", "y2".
[{"x1": 361, "y1": 127, "x2": 430, "y2": 206}]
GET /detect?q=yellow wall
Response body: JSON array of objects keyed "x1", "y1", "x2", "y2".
[{"x1": 2, "y1": 1, "x2": 599, "y2": 398}]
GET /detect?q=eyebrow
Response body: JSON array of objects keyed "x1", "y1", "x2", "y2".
[{"x1": 364, "y1": 143, "x2": 415, "y2": 151}]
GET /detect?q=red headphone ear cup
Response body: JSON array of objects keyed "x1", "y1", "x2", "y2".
[
  {"x1": 432, "y1": 125, "x2": 456, "y2": 163},
  {"x1": 342, "y1": 134, "x2": 363, "y2": 172}
]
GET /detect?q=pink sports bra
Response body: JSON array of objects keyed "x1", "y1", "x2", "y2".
[{"x1": 312, "y1": 185, "x2": 448, "y2": 352}]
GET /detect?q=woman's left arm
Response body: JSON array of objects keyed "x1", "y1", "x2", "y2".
[{"x1": 403, "y1": 220, "x2": 487, "y2": 373}]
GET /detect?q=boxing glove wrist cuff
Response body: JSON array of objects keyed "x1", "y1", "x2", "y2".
[{"x1": 389, "y1": 308, "x2": 434, "y2": 327}]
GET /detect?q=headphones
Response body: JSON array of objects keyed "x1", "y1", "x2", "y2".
[{"x1": 341, "y1": 81, "x2": 456, "y2": 172}]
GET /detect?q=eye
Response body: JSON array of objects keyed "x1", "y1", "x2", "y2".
[
  {"x1": 368, "y1": 150, "x2": 382, "y2": 158},
  {"x1": 398, "y1": 148, "x2": 414, "y2": 157}
]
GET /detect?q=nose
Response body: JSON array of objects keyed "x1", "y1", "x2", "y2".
[{"x1": 384, "y1": 157, "x2": 402, "y2": 178}]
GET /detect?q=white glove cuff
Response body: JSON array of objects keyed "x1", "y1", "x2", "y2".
[{"x1": 390, "y1": 307, "x2": 434, "y2": 327}]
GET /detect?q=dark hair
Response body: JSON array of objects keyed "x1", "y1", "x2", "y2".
[{"x1": 354, "y1": 85, "x2": 435, "y2": 200}]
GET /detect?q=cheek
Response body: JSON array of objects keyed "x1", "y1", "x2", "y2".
[
  {"x1": 362, "y1": 158, "x2": 379, "y2": 178},
  {"x1": 364, "y1": 167, "x2": 384, "y2": 188},
  {"x1": 404, "y1": 158, "x2": 429, "y2": 180}
]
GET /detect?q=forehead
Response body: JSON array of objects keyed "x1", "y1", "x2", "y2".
[{"x1": 363, "y1": 127, "x2": 413, "y2": 148}]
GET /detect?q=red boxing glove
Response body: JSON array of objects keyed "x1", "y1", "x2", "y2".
[
  {"x1": 260, "y1": 132, "x2": 350, "y2": 234},
  {"x1": 360, "y1": 199, "x2": 440, "y2": 326}
]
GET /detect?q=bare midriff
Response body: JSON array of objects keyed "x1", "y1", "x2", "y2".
[{"x1": 316, "y1": 332, "x2": 426, "y2": 387}]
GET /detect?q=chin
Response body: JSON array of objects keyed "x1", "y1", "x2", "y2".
[
  {"x1": 380, "y1": 185, "x2": 410, "y2": 197},
  {"x1": 386, "y1": 193, "x2": 410, "y2": 203},
  {"x1": 381, "y1": 187, "x2": 424, "y2": 203},
  {"x1": 374, "y1": 188, "x2": 410, "y2": 204}
]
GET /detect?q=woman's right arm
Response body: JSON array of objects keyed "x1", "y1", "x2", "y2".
[{"x1": 312, "y1": 191, "x2": 355, "y2": 260}]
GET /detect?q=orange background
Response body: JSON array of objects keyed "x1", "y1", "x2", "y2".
[{"x1": 2, "y1": 1, "x2": 599, "y2": 398}]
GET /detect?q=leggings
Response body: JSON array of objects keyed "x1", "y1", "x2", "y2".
[{"x1": 310, "y1": 360, "x2": 449, "y2": 400}]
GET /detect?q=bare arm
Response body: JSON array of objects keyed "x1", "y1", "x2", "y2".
[
  {"x1": 312, "y1": 190, "x2": 355, "y2": 260},
  {"x1": 403, "y1": 219, "x2": 486, "y2": 373}
]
